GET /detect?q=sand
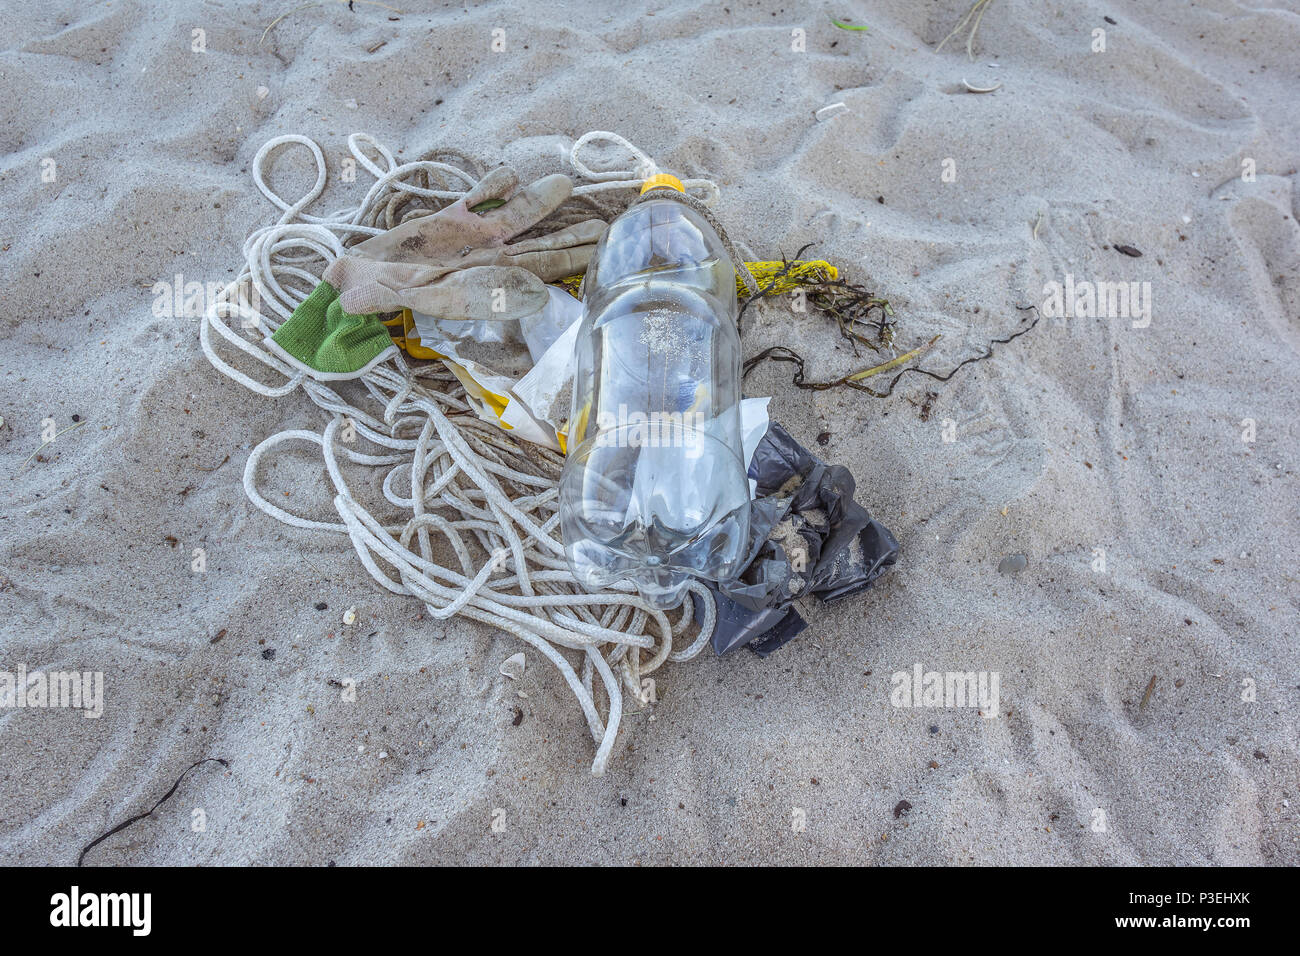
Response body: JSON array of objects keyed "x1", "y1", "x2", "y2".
[{"x1": 1, "y1": 0, "x2": 1296, "y2": 865}]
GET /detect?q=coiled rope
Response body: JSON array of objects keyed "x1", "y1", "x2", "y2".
[{"x1": 200, "y1": 131, "x2": 721, "y2": 775}]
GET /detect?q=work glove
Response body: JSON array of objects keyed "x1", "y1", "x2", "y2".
[
  {"x1": 328, "y1": 166, "x2": 603, "y2": 321},
  {"x1": 270, "y1": 167, "x2": 604, "y2": 378}
]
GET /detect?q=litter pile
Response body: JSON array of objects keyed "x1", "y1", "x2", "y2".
[{"x1": 200, "y1": 131, "x2": 897, "y2": 774}]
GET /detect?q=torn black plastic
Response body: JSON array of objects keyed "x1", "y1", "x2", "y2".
[{"x1": 707, "y1": 421, "x2": 899, "y2": 656}]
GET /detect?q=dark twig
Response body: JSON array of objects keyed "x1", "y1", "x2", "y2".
[{"x1": 77, "y1": 757, "x2": 229, "y2": 866}]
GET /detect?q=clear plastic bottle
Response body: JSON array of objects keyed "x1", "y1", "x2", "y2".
[{"x1": 559, "y1": 175, "x2": 751, "y2": 609}]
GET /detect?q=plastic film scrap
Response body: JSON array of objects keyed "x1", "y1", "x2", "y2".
[{"x1": 705, "y1": 422, "x2": 899, "y2": 656}]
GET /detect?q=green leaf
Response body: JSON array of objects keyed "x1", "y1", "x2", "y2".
[
  {"x1": 829, "y1": 16, "x2": 869, "y2": 32},
  {"x1": 469, "y1": 198, "x2": 507, "y2": 212}
]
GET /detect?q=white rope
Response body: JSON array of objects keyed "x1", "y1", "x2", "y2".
[
  {"x1": 569, "y1": 130, "x2": 721, "y2": 205},
  {"x1": 201, "y1": 131, "x2": 719, "y2": 775}
]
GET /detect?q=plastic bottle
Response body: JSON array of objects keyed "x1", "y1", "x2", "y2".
[{"x1": 559, "y1": 174, "x2": 751, "y2": 609}]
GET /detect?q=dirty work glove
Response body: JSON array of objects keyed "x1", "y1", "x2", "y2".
[
  {"x1": 269, "y1": 166, "x2": 604, "y2": 378},
  {"x1": 326, "y1": 166, "x2": 604, "y2": 322}
]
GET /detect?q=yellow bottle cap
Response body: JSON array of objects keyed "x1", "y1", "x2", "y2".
[{"x1": 640, "y1": 173, "x2": 685, "y2": 195}]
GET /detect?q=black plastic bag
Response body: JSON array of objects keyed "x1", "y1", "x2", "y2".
[{"x1": 707, "y1": 422, "x2": 899, "y2": 656}]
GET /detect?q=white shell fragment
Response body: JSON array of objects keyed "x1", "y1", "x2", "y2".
[
  {"x1": 499, "y1": 652, "x2": 526, "y2": 681},
  {"x1": 343, "y1": 605, "x2": 357, "y2": 625}
]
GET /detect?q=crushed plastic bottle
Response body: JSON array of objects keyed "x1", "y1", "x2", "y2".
[{"x1": 559, "y1": 174, "x2": 751, "y2": 609}]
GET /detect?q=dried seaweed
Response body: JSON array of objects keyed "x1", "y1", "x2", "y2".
[
  {"x1": 803, "y1": 276, "x2": 897, "y2": 353},
  {"x1": 744, "y1": 304, "x2": 1041, "y2": 398},
  {"x1": 738, "y1": 244, "x2": 895, "y2": 354},
  {"x1": 77, "y1": 757, "x2": 229, "y2": 866}
]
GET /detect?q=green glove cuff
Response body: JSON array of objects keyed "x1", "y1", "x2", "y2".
[{"x1": 269, "y1": 280, "x2": 396, "y2": 379}]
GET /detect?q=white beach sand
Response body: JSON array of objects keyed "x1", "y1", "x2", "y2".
[{"x1": 1, "y1": 0, "x2": 1296, "y2": 865}]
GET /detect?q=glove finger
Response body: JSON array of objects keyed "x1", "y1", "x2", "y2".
[
  {"x1": 401, "y1": 266, "x2": 549, "y2": 323},
  {"x1": 477, "y1": 173, "x2": 573, "y2": 240},
  {"x1": 503, "y1": 218, "x2": 606, "y2": 254},
  {"x1": 496, "y1": 219, "x2": 603, "y2": 280},
  {"x1": 502, "y1": 242, "x2": 597, "y2": 282}
]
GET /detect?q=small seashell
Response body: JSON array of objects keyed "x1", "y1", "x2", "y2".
[{"x1": 343, "y1": 606, "x2": 357, "y2": 625}]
